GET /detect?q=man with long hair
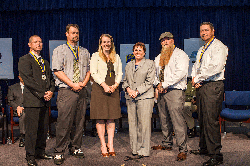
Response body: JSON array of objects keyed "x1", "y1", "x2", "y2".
[{"x1": 153, "y1": 32, "x2": 189, "y2": 161}]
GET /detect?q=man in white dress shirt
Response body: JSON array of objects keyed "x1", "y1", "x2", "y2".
[
  {"x1": 153, "y1": 32, "x2": 189, "y2": 161},
  {"x1": 190, "y1": 22, "x2": 228, "y2": 166}
]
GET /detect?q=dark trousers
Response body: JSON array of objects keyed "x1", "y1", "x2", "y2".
[
  {"x1": 196, "y1": 81, "x2": 224, "y2": 159},
  {"x1": 25, "y1": 107, "x2": 49, "y2": 159},
  {"x1": 19, "y1": 111, "x2": 25, "y2": 135},
  {"x1": 55, "y1": 88, "x2": 87, "y2": 154}
]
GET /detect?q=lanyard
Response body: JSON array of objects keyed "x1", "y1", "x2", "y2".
[
  {"x1": 66, "y1": 42, "x2": 79, "y2": 62},
  {"x1": 29, "y1": 52, "x2": 45, "y2": 74},
  {"x1": 199, "y1": 36, "x2": 215, "y2": 63}
]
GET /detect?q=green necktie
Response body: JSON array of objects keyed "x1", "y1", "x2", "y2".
[{"x1": 73, "y1": 47, "x2": 80, "y2": 83}]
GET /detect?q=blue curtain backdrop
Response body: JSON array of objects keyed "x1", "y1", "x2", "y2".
[{"x1": 0, "y1": 0, "x2": 249, "y2": 96}]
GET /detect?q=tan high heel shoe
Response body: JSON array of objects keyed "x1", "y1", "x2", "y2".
[
  {"x1": 101, "y1": 145, "x2": 109, "y2": 157},
  {"x1": 107, "y1": 145, "x2": 116, "y2": 156}
]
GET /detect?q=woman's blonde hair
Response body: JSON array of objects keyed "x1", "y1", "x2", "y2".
[{"x1": 98, "y1": 34, "x2": 116, "y2": 63}]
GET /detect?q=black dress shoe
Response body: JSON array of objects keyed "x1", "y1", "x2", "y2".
[
  {"x1": 137, "y1": 155, "x2": 149, "y2": 159},
  {"x1": 203, "y1": 158, "x2": 223, "y2": 166},
  {"x1": 35, "y1": 153, "x2": 53, "y2": 159},
  {"x1": 190, "y1": 149, "x2": 209, "y2": 156},
  {"x1": 124, "y1": 154, "x2": 148, "y2": 161},
  {"x1": 27, "y1": 159, "x2": 37, "y2": 166},
  {"x1": 132, "y1": 153, "x2": 138, "y2": 156},
  {"x1": 19, "y1": 138, "x2": 25, "y2": 147}
]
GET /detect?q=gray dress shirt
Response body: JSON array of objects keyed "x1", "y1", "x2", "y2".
[{"x1": 52, "y1": 44, "x2": 90, "y2": 88}]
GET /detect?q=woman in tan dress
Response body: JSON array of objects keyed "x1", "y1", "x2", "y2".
[{"x1": 90, "y1": 34, "x2": 122, "y2": 157}]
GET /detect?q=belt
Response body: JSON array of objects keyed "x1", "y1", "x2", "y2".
[
  {"x1": 59, "y1": 87, "x2": 70, "y2": 89},
  {"x1": 168, "y1": 88, "x2": 183, "y2": 91},
  {"x1": 202, "y1": 80, "x2": 223, "y2": 85}
]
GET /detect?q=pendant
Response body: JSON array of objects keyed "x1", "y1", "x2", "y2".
[{"x1": 42, "y1": 75, "x2": 46, "y2": 80}]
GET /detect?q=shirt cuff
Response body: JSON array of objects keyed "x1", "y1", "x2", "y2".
[{"x1": 162, "y1": 82, "x2": 168, "y2": 89}]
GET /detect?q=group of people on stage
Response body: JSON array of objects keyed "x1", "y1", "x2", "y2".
[{"x1": 12, "y1": 21, "x2": 227, "y2": 166}]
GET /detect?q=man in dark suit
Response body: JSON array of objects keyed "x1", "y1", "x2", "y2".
[
  {"x1": 7, "y1": 75, "x2": 26, "y2": 147},
  {"x1": 18, "y1": 35, "x2": 55, "y2": 166}
]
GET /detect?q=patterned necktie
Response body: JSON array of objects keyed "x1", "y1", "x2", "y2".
[
  {"x1": 73, "y1": 47, "x2": 80, "y2": 83},
  {"x1": 38, "y1": 57, "x2": 43, "y2": 66},
  {"x1": 159, "y1": 66, "x2": 165, "y2": 82}
]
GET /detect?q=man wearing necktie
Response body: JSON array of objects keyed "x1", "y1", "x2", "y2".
[
  {"x1": 52, "y1": 24, "x2": 90, "y2": 165},
  {"x1": 18, "y1": 35, "x2": 55, "y2": 166},
  {"x1": 153, "y1": 32, "x2": 189, "y2": 161},
  {"x1": 191, "y1": 22, "x2": 228, "y2": 166}
]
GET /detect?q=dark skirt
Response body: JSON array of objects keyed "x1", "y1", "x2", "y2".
[{"x1": 90, "y1": 61, "x2": 121, "y2": 119}]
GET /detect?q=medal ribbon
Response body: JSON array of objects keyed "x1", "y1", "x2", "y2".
[
  {"x1": 29, "y1": 52, "x2": 45, "y2": 74},
  {"x1": 199, "y1": 36, "x2": 215, "y2": 63},
  {"x1": 66, "y1": 42, "x2": 79, "y2": 62}
]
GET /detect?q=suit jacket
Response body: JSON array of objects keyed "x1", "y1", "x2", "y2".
[
  {"x1": 18, "y1": 53, "x2": 55, "y2": 107},
  {"x1": 7, "y1": 83, "x2": 23, "y2": 110},
  {"x1": 123, "y1": 58, "x2": 155, "y2": 100}
]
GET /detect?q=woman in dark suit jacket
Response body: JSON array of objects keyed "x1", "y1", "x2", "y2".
[{"x1": 123, "y1": 42, "x2": 155, "y2": 158}]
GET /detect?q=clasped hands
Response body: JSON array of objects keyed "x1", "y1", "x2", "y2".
[
  {"x1": 70, "y1": 82, "x2": 87, "y2": 92},
  {"x1": 44, "y1": 91, "x2": 53, "y2": 101},
  {"x1": 191, "y1": 77, "x2": 202, "y2": 89},
  {"x1": 101, "y1": 82, "x2": 118, "y2": 94},
  {"x1": 157, "y1": 82, "x2": 167, "y2": 93},
  {"x1": 126, "y1": 87, "x2": 138, "y2": 99}
]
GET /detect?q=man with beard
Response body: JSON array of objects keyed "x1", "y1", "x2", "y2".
[
  {"x1": 190, "y1": 22, "x2": 228, "y2": 166},
  {"x1": 152, "y1": 32, "x2": 189, "y2": 161},
  {"x1": 52, "y1": 24, "x2": 90, "y2": 165}
]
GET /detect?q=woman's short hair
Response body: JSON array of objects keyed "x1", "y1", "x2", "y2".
[{"x1": 133, "y1": 42, "x2": 146, "y2": 53}]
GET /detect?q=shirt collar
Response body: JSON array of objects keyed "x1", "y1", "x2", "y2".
[
  {"x1": 20, "y1": 82, "x2": 24, "y2": 89},
  {"x1": 30, "y1": 51, "x2": 41, "y2": 59},
  {"x1": 68, "y1": 43, "x2": 77, "y2": 50}
]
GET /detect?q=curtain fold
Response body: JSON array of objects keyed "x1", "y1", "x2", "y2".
[
  {"x1": 1, "y1": 0, "x2": 250, "y2": 11},
  {"x1": 0, "y1": 3, "x2": 249, "y2": 91}
]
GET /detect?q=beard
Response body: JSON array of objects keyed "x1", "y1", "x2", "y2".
[
  {"x1": 159, "y1": 44, "x2": 174, "y2": 67},
  {"x1": 72, "y1": 37, "x2": 79, "y2": 43}
]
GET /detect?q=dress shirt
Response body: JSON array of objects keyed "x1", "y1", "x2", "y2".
[
  {"x1": 52, "y1": 44, "x2": 90, "y2": 88},
  {"x1": 191, "y1": 38, "x2": 228, "y2": 83},
  {"x1": 90, "y1": 52, "x2": 123, "y2": 85},
  {"x1": 154, "y1": 47, "x2": 189, "y2": 90},
  {"x1": 20, "y1": 82, "x2": 24, "y2": 94},
  {"x1": 30, "y1": 51, "x2": 41, "y2": 59}
]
